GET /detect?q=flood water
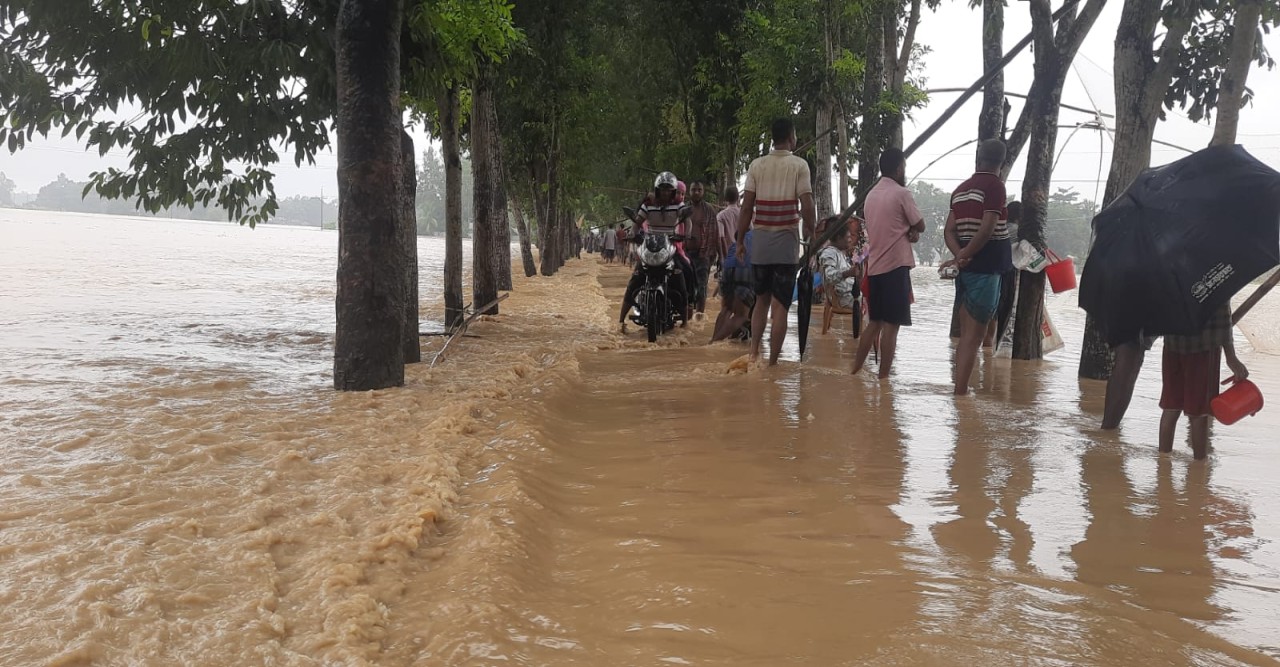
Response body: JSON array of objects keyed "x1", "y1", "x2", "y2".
[{"x1": 2, "y1": 209, "x2": 1279, "y2": 666}]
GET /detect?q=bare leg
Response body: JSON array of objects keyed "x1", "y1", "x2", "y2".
[
  {"x1": 852, "y1": 321, "x2": 883, "y2": 375},
  {"x1": 768, "y1": 298, "x2": 788, "y2": 365},
  {"x1": 983, "y1": 319, "x2": 997, "y2": 348},
  {"x1": 1102, "y1": 343, "x2": 1146, "y2": 430},
  {"x1": 954, "y1": 309, "x2": 987, "y2": 395},
  {"x1": 749, "y1": 294, "x2": 771, "y2": 362},
  {"x1": 1158, "y1": 409, "x2": 1179, "y2": 453},
  {"x1": 711, "y1": 300, "x2": 731, "y2": 342},
  {"x1": 1189, "y1": 415, "x2": 1210, "y2": 460},
  {"x1": 878, "y1": 323, "x2": 901, "y2": 379},
  {"x1": 711, "y1": 296, "x2": 742, "y2": 342}
]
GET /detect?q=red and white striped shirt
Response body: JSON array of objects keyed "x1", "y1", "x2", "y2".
[{"x1": 744, "y1": 149, "x2": 812, "y2": 265}]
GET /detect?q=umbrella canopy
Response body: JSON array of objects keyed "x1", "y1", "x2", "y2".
[
  {"x1": 1080, "y1": 145, "x2": 1280, "y2": 346},
  {"x1": 797, "y1": 264, "x2": 813, "y2": 357}
]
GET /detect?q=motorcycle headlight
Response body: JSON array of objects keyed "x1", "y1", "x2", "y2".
[{"x1": 640, "y1": 246, "x2": 674, "y2": 266}]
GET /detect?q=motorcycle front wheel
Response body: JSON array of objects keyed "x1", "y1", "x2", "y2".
[{"x1": 645, "y1": 292, "x2": 663, "y2": 343}]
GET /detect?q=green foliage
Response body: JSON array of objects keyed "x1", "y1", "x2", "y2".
[
  {"x1": 404, "y1": 0, "x2": 521, "y2": 103},
  {"x1": 0, "y1": 0, "x2": 338, "y2": 227},
  {"x1": 1165, "y1": 0, "x2": 1278, "y2": 122},
  {"x1": 416, "y1": 145, "x2": 475, "y2": 236}
]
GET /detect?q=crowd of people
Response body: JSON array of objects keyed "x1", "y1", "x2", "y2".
[{"x1": 601, "y1": 117, "x2": 1248, "y2": 459}]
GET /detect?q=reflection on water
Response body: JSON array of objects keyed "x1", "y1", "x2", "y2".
[
  {"x1": 435, "y1": 266, "x2": 1280, "y2": 665},
  {"x1": 2, "y1": 210, "x2": 1279, "y2": 665}
]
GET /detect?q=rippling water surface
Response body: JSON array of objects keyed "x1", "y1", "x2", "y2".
[{"x1": 2, "y1": 209, "x2": 1278, "y2": 666}]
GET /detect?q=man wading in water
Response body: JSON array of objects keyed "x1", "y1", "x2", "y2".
[
  {"x1": 851, "y1": 148, "x2": 925, "y2": 379},
  {"x1": 944, "y1": 139, "x2": 1012, "y2": 395},
  {"x1": 735, "y1": 118, "x2": 816, "y2": 366},
  {"x1": 686, "y1": 181, "x2": 720, "y2": 319}
]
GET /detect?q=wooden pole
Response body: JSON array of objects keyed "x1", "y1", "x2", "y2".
[{"x1": 1232, "y1": 268, "x2": 1280, "y2": 325}]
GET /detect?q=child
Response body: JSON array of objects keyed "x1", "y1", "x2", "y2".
[{"x1": 1159, "y1": 304, "x2": 1248, "y2": 460}]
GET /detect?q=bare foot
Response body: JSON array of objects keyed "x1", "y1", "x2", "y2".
[{"x1": 618, "y1": 321, "x2": 628, "y2": 334}]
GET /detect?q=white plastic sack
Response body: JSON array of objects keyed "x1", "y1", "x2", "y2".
[
  {"x1": 1012, "y1": 240, "x2": 1048, "y2": 272},
  {"x1": 1041, "y1": 307, "x2": 1064, "y2": 355}
]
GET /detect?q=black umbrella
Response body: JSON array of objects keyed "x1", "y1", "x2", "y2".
[
  {"x1": 1080, "y1": 145, "x2": 1280, "y2": 346},
  {"x1": 851, "y1": 292, "x2": 863, "y2": 338},
  {"x1": 797, "y1": 263, "x2": 813, "y2": 357}
]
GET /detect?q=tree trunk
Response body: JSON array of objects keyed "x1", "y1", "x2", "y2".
[
  {"x1": 978, "y1": 0, "x2": 1006, "y2": 142},
  {"x1": 857, "y1": 22, "x2": 885, "y2": 205},
  {"x1": 439, "y1": 84, "x2": 465, "y2": 329},
  {"x1": 1211, "y1": 0, "x2": 1262, "y2": 147},
  {"x1": 471, "y1": 72, "x2": 503, "y2": 315},
  {"x1": 487, "y1": 81, "x2": 513, "y2": 291},
  {"x1": 1079, "y1": 0, "x2": 1193, "y2": 379},
  {"x1": 836, "y1": 101, "x2": 850, "y2": 211},
  {"x1": 1008, "y1": 0, "x2": 1106, "y2": 358},
  {"x1": 400, "y1": 129, "x2": 421, "y2": 364},
  {"x1": 539, "y1": 121, "x2": 562, "y2": 276},
  {"x1": 1011, "y1": 75, "x2": 1062, "y2": 360},
  {"x1": 511, "y1": 197, "x2": 537, "y2": 277},
  {"x1": 333, "y1": 0, "x2": 406, "y2": 391},
  {"x1": 814, "y1": 101, "x2": 836, "y2": 220},
  {"x1": 883, "y1": 0, "x2": 921, "y2": 148},
  {"x1": 954, "y1": 0, "x2": 1007, "y2": 340}
]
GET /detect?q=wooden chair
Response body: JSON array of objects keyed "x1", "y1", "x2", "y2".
[{"x1": 821, "y1": 278, "x2": 854, "y2": 334}]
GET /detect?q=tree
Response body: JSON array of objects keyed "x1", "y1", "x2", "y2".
[
  {"x1": 1079, "y1": 0, "x2": 1276, "y2": 379},
  {"x1": 404, "y1": 0, "x2": 519, "y2": 324},
  {"x1": 332, "y1": 0, "x2": 408, "y2": 390},
  {"x1": 977, "y1": 0, "x2": 1007, "y2": 143},
  {"x1": 1006, "y1": 0, "x2": 1108, "y2": 361},
  {"x1": 439, "y1": 84, "x2": 465, "y2": 328},
  {"x1": 399, "y1": 130, "x2": 421, "y2": 364},
  {"x1": 33, "y1": 174, "x2": 82, "y2": 211},
  {"x1": 910, "y1": 180, "x2": 954, "y2": 264},
  {"x1": 0, "y1": 171, "x2": 14, "y2": 207},
  {"x1": 471, "y1": 68, "x2": 509, "y2": 314},
  {"x1": 1078, "y1": 0, "x2": 1195, "y2": 379},
  {"x1": 0, "y1": 0, "x2": 338, "y2": 226},
  {"x1": 417, "y1": 146, "x2": 447, "y2": 235},
  {"x1": 1209, "y1": 0, "x2": 1265, "y2": 147}
]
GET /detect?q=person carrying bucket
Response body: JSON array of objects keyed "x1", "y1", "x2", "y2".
[{"x1": 1159, "y1": 304, "x2": 1248, "y2": 460}]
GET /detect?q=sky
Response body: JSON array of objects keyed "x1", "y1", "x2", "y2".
[{"x1": 2, "y1": 1, "x2": 1278, "y2": 203}]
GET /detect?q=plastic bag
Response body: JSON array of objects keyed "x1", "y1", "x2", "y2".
[
  {"x1": 1041, "y1": 308, "x2": 1064, "y2": 355},
  {"x1": 1012, "y1": 240, "x2": 1048, "y2": 272}
]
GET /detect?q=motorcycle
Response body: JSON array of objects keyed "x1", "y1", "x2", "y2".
[{"x1": 629, "y1": 230, "x2": 688, "y2": 343}]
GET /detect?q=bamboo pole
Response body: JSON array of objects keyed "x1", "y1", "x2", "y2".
[{"x1": 1232, "y1": 268, "x2": 1280, "y2": 325}]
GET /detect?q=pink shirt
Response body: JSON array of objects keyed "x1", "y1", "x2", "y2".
[{"x1": 862, "y1": 177, "x2": 922, "y2": 276}]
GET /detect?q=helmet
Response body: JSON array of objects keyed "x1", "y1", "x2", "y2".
[{"x1": 654, "y1": 171, "x2": 678, "y2": 191}]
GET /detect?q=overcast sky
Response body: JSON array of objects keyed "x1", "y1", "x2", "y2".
[{"x1": 2, "y1": 1, "x2": 1278, "y2": 203}]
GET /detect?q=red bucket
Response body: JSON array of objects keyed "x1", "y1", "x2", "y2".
[
  {"x1": 1044, "y1": 249, "x2": 1076, "y2": 293},
  {"x1": 1211, "y1": 378, "x2": 1264, "y2": 425}
]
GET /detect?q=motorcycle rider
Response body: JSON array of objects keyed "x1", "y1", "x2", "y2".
[{"x1": 619, "y1": 171, "x2": 695, "y2": 333}]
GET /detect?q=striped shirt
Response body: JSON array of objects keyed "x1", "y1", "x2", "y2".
[
  {"x1": 950, "y1": 172, "x2": 1011, "y2": 274},
  {"x1": 1164, "y1": 304, "x2": 1234, "y2": 354},
  {"x1": 743, "y1": 149, "x2": 812, "y2": 265},
  {"x1": 638, "y1": 202, "x2": 688, "y2": 235}
]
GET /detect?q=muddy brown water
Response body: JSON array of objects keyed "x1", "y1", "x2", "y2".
[{"x1": 2, "y1": 211, "x2": 1279, "y2": 665}]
